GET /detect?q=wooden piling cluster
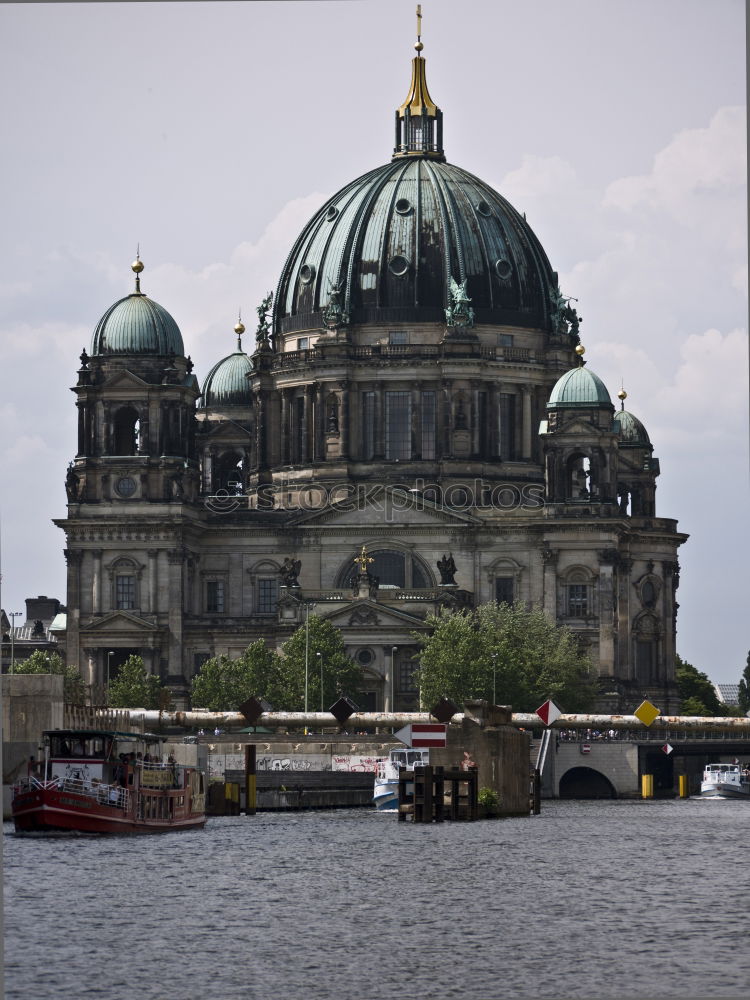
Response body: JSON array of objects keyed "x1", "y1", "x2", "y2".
[{"x1": 398, "y1": 765, "x2": 478, "y2": 822}]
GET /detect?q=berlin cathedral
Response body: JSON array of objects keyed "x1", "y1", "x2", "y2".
[{"x1": 57, "y1": 25, "x2": 687, "y2": 713}]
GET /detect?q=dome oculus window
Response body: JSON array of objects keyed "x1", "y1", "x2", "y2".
[
  {"x1": 325, "y1": 206, "x2": 339, "y2": 221},
  {"x1": 356, "y1": 648, "x2": 374, "y2": 666},
  {"x1": 495, "y1": 258, "x2": 512, "y2": 280},
  {"x1": 299, "y1": 264, "x2": 316, "y2": 285},
  {"x1": 476, "y1": 200, "x2": 492, "y2": 217},
  {"x1": 388, "y1": 255, "x2": 410, "y2": 277},
  {"x1": 394, "y1": 198, "x2": 412, "y2": 215},
  {"x1": 115, "y1": 476, "x2": 137, "y2": 498}
]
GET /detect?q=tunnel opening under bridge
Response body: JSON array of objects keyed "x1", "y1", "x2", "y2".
[{"x1": 559, "y1": 766, "x2": 616, "y2": 799}]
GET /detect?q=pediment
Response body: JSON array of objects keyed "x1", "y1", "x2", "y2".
[
  {"x1": 80, "y1": 611, "x2": 163, "y2": 634},
  {"x1": 289, "y1": 486, "x2": 479, "y2": 528},
  {"x1": 102, "y1": 370, "x2": 151, "y2": 391},
  {"x1": 198, "y1": 418, "x2": 253, "y2": 442},
  {"x1": 321, "y1": 599, "x2": 427, "y2": 629}
]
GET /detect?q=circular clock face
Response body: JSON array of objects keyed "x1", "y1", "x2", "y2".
[{"x1": 116, "y1": 476, "x2": 137, "y2": 498}]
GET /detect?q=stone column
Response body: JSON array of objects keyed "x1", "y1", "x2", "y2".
[
  {"x1": 541, "y1": 547, "x2": 558, "y2": 621},
  {"x1": 280, "y1": 389, "x2": 291, "y2": 465},
  {"x1": 374, "y1": 382, "x2": 385, "y2": 459},
  {"x1": 256, "y1": 391, "x2": 268, "y2": 471},
  {"x1": 76, "y1": 401, "x2": 86, "y2": 456},
  {"x1": 471, "y1": 380, "x2": 481, "y2": 457},
  {"x1": 597, "y1": 556, "x2": 616, "y2": 677},
  {"x1": 617, "y1": 558, "x2": 633, "y2": 681},
  {"x1": 441, "y1": 380, "x2": 453, "y2": 458},
  {"x1": 411, "y1": 382, "x2": 421, "y2": 459},
  {"x1": 167, "y1": 548, "x2": 185, "y2": 676},
  {"x1": 306, "y1": 384, "x2": 316, "y2": 464},
  {"x1": 314, "y1": 382, "x2": 325, "y2": 462},
  {"x1": 339, "y1": 381, "x2": 349, "y2": 460},
  {"x1": 82, "y1": 647, "x2": 97, "y2": 687},
  {"x1": 147, "y1": 549, "x2": 158, "y2": 614},
  {"x1": 92, "y1": 549, "x2": 103, "y2": 615},
  {"x1": 522, "y1": 388, "x2": 533, "y2": 460}
]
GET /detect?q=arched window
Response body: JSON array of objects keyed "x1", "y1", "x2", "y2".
[
  {"x1": 563, "y1": 568, "x2": 593, "y2": 618},
  {"x1": 113, "y1": 406, "x2": 140, "y2": 456},
  {"x1": 336, "y1": 549, "x2": 432, "y2": 589}
]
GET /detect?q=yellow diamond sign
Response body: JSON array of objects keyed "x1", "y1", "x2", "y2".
[{"x1": 634, "y1": 700, "x2": 660, "y2": 726}]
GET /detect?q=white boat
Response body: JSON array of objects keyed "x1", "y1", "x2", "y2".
[
  {"x1": 700, "y1": 762, "x2": 750, "y2": 799},
  {"x1": 373, "y1": 748, "x2": 429, "y2": 811}
]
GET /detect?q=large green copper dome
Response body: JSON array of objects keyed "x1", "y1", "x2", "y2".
[
  {"x1": 200, "y1": 333, "x2": 253, "y2": 408},
  {"x1": 547, "y1": 366, "x2": 613, "y2": 408}
]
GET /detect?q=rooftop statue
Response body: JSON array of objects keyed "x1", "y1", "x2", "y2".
[
  {"x1": 549, "y1": 284, "x2": 582, "y2": 343},
  {"x1": 256, "y1": 292, "x2": 273, "y2": 345},
  {"x1": 445, "y1": 277, "x2": 475, "y2": 329},
  {"x1": 280, "y1": 557, "x2": 301, "y2": 587},
  {"x1": 322, "y1": 281, "x2": 349, "y2": 331}
]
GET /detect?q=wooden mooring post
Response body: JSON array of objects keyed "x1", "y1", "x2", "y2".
[{"x1": 398, "y1": 765, "x2": 478, "y2": 823}]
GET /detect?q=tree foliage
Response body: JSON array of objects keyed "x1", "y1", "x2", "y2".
[
  {"x1": 190, "y1": 619, "x2": 361, "y2": 712},
  {"x1": 13, "y1": 650, "x2": 86, "y2": 703},
  {"x1": 275, "y1": 616, "x2": 361, "y2": 711},
  {"x1": 675, "y1": 654, "x2": 725, "y2": 716},
  {"x1": 415, "y1": 602, "x2": 596, "y2": 713},
  {"x1": 738, "y1": 650, "x2": 750, "y2": 714},
  {"x1": 108, "y1": 654, "x2": 167, "y2": 710},
  {"x1": 191, "y1": 640, "x2": 278, "y2": 711}
]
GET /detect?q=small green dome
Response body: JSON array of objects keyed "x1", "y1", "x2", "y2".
[
  {"x1": 91, "y1": 293, "x2": 184, "y2": 357},
  {"x1": 613, "y1": 409, "x2": 650, "y2": 446},
  {"x1": 201, "y1": 345, "x2": 253, "y2": 407},
  {"x1": 547, "y1": 366, "x2": 613, "y2": 408}
]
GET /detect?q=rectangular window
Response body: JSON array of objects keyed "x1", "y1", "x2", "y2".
[
  {"x1": 362, "y1": 391, "x2": 376, "y2": 460},
  {"x1": 497, "y1": 334, "x2": 514, "y2": 347},
  {"x1": 297, "y1": 337, "x2": 309, "y2": 351},
  {"x1": 421, "y1": 391, "x2": 436, "y2": 460},
  {"x1": 567, "y1": 584, "x2": 589, "y2": 617},
  {"x1": 385, "y1": 391, "x2": 411, "y2": 460},
  {"x1": 499, "y1": 393, "x2": 517, "y2": 460},
  {"x1": 495, "y1": 577, "x2": 514, "y2": 605},
  {"x1": 206, "y1": 580, "x2": 225, "y2": 614},
  {"x1": 389, "y1": 330, "x2": 408, "y2": 345},
  {"x1": 257, "y1": 578, "x2": 279, "y2": 615},
  {"x1": 115, "y1": 575, "x2": 136, "y2": 610},
  {"x1": 398, "y1": 660, "x2": 418, "y2": 694}
]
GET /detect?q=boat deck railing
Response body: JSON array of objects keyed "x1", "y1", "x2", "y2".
[{"x1": 14, "y1": 775, "x2": 130, "y2": 810}]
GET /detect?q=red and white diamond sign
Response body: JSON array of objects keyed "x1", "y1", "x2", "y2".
[
  {"x1": 662, "y1": 743, "x2": 674, "y2": 755},
  {"x1": 535, "y1": 699, "x2": 562, "y2": 727}
]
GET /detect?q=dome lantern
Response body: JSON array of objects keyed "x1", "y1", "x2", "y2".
[{"x1": 393, "y1": 5, "x2": 444, "y2": 161}]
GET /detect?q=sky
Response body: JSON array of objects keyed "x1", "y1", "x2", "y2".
[{"x1": 0, "y1": 0, "x2": 747, "y2": 684}]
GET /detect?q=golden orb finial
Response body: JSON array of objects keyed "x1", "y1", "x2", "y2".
[
  {"x1": 575, "y1": 344, "x2": 585, "y2": 356},
  {"x1": 235, "y1": 310, "x2": 245, "y2": 349},
  {"x1": 132, "y1": 249, "x2": 144, "y2": 292},
  {"x1": 618, "y1": 386, "x2": 627, "y2": 410},
  {"x1": 414, "y1": 40, "x2": 424, "y2": 51}
]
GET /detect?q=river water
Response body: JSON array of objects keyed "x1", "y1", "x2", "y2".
[{"x1": 3, "y1": 798, "x2": 747, "y2": 1000}]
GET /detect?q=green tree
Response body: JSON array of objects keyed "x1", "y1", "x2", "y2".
[
  {"x1": 191, "y1": 640, "x2": 278, "y2": 711},
  {"x1": 13, "y1": 650, "x2": 86, "y2": 703},
  {"x1": 108, "y1": 654, "x2": 167, "y2": 710},
  {"x1": 416, "y1": 602, "x2": 596, "y2": 713},
  {"x1": 274, "y1": 616, "x2": 361, "y2": 711},
  {"x1": 737, "y1": 650, "x2": 750, "y2": 714},
  {"x1": 675, "y1": 654, "x2": 725, "y2": 716}
]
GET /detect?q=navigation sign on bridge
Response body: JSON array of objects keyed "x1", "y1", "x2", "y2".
[
  {"x1": 394, "y1": 723, "x2": 447, "y2": 748},
  {"x1": 535, "y1": 699, "x2": 562, "y2": 727}
]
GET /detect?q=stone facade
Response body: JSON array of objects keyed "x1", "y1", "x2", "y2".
[{"x1": 54, "y1": 37, "x2": 686, "y2": 713}]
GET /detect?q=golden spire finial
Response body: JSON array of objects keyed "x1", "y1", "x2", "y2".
[
  {"x1": 618, "y1": 385, "x2": 627, "y2": 410},
  {"x1": 234, "y1": 309, "x2": 245, "y2": 350},
  {"x1": 354, "y1": 545, "x2": 374, "y2": 574},
  {"x1": 415, "y1": 4, "x2": 423, "y2": 51},
  {"x1": 394, "y1": 5, "x2": 444, "y2": 160},
  {"x1": 132, "y1": 246, "x2": 144, "y2": 293}
]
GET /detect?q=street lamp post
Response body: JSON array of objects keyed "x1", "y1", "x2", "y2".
[
  {"x1": 303, "y1": 602, "x2": 316, "y2": 720},
  {"x1": 107, "y1": 650, "x2": 115, "y2": 693},
  {"x1": 9, "y1": 612, "x2": 23, "y2": 673},
  {"x1": 316, "y1": 651, "x2": 323, "y2": 712},
  {"x1": 391, "y1": 646, "x2": 397, "y2": 714}
]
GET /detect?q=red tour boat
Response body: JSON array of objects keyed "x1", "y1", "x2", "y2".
[{"x1": 12, "y1": 729, "x2": 206, "y2": 834}]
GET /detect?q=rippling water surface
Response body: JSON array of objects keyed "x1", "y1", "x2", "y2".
[{"x1": 4, "y1": 799, "x2": 747, "y2": 999}]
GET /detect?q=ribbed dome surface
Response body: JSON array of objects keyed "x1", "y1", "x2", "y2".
[
  {"x1": 548, "y1": 366, "x2": 613, "y2": 408},
  {"x1": 274, "y1": 158, "x2": 557, "y2": 335},
  {"x1": 91, "y1": 293, "x2": 184, "y2": 356},
  {"x1": 200, "y1": 349, "x2": 253, "y2": 407},
  {"x1": 614, "y1": 409, "x2": 651, "y2": 445}
]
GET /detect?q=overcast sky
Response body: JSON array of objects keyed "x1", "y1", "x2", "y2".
[{"x1": 0, "y1": 0, "x2": 746, "y2": 684}]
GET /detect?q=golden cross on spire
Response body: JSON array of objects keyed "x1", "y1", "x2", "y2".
[
  {"x1": 354, "y1": 545, "x2": 374, "y2": 574},
  {"x1": 416, "y1": 4, "x2": 422, "y2": 41}
]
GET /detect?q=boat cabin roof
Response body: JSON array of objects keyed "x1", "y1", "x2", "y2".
[{"x1": 44, "y1": 729, "x2": 164, "y2": 743}]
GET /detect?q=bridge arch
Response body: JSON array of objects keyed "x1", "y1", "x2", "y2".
[{"x1": 559, "y1": 766, "x2": 616, "y2": 799}]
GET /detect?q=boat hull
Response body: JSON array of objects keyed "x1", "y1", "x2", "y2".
[
  {"x1": 12, "y1": 786, "x2": 206, "y2": 835},
  {"x1": 699, "y1": 783, "x2": 750, "y2": 800}
]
